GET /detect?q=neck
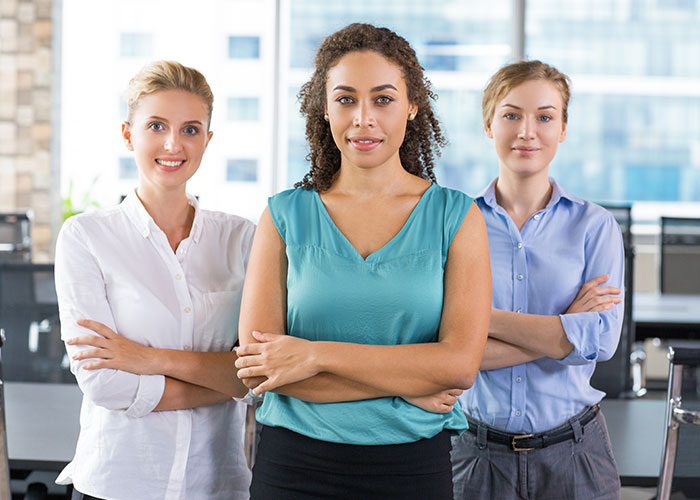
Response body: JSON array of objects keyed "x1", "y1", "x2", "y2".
[
  {"x1": 328, "y1": 153, "x2": 414, "y2": 198},
  {"x1": 135, "y1": 183, "x2": 193, "y2": 239},
  {"x1": 494, "y1": 168, "x2": 552, "y2": 223}
]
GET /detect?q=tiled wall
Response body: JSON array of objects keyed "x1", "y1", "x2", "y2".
[{"x1": 0, "y1": 0, "x2": 55, "y2": 262}]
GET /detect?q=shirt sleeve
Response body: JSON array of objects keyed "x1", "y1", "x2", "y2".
[
  {"x1": 557, "y1": 212, "x2": 625, "y2": 366},
  {"x1": 55, "y1": 217, "x2": 165, "y2": 417}
]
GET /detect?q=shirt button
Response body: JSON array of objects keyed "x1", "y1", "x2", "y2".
[
  {"x1": 515, "y1": 377, "x2": 522, "y2": 383},
  {"x1": 516, "y1": 308, "x2": 522, "y2": 313},
  {"x1": 515, "y1": 410, "x2": 522, "y2": 416},
  {"x1": 517, "y1": 242, "x2": 523, "y2": 249},
  {"x1": 516, "y1": 274, "x2": 523, "y2": 281},
  {"x1": 533, "y1": 214, "x2": 541, "y2": 220},
  {"x1": 183, "y1": 345, "x2": 192, "y2": 351},
  {"x1": 175, "y1": 274, "x2": 182, "y2": 280},
  {"x1": 184, "y1": 307, "x2": 191, "y2": 313}
]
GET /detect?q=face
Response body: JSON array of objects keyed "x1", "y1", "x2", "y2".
[
  {"x1": 325, "y1": 50, "x2": 417, "y2": 171},
  {"x1": 122, "y1": 89, "x2": 213, "y2": 194},
  {"x1": 485, "y1": 79, "x2": 566, "y2": 179}
]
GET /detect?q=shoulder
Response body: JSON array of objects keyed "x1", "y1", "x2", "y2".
[
  {"x1": 429, "y1": 184, "x2": 474, "y2": 207},
  {"x1": 269, "y1": 187, "x2": 314, "y2": 209},
  {"x1": 198, "y1": 208, "x2": 255, "y2": 234},
  {"x1": 58, "y1": 205, "x2": 125, "y2": 239}
]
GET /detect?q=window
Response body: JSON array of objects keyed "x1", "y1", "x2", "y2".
[
  {"x1": 227, "y1": 97, "x2": 260, "y2": 121},
  {"x1": 120, "y1": 33, "x2": 153, "y2": 58},
  {"x1": 119, "y1": 157, "x2": 137, "y2": 180},
  {"x1": 226, "y1": 159, "x2": 258, "y2": 182},
  {"x1": 228, "y1": 36, "x2": 260, "y2": 59}
]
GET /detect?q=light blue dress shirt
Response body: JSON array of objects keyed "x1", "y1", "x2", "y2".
[{"x1": 458, "y1": 177, "x2": 625, "y2": 433}]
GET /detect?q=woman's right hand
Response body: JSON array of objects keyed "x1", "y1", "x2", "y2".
[
  {"x1": 402, "y1": 389, "x2": 463, "y2": 414},
  {"x1": 566, "y1": 274, "x2": 622, "y2": 314}
]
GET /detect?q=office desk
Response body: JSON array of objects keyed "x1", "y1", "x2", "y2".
[
  {"x1": 601, "y1": 398, "x2": 665, "y2": 487},
  {"x1": 5, "y1": 382, "x2": 81, "y2": 471},
  {"x1": 634, "y1": 293, "x2": 700, "y2": 340}
]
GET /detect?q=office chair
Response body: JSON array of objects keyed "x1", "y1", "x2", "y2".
[
  {"x1": 0, "y1": 329, "x2": 12, "y2": 500},
  {"x1": 0, "y1": 263, "x2": 72, "y2": 383},
  {"x1": 660, "y1": 217, "x2": 700, "y2": 295},
  {"x1": 658, "y1": 346, "x2": 700, "y2": 499},
  {"x1": 590, "y1": 204, "x2": 635, "y2": 398}
]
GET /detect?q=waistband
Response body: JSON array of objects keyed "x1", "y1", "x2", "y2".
[{"x1": 466, "y1": 404, "x2": 600, "y2": 452}]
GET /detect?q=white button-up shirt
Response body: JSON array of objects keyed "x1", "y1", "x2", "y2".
[{"x1": 54, "y1": 191, "x2": 254, "y2": 500}]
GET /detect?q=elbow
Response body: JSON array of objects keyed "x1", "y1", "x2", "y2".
[
  {"x1": 74, "y1": 368, "x2": 130, "y2": 411},
  {"x1": 451, "y1": 366, "x2": 478, "y2": 391}
]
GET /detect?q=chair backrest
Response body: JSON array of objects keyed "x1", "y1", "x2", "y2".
[
  {"x1": 591, "y1": 204, "x2": 635, "y2": 397},
  {"x1": 0, "y1": 263, "x2": 72, "y2": 383},
  {"x1": 0, "y1": 330, "x2": 12, "y2": 500},
  {"x1": 660, "y1": 217, "x2": 700, "y2": 294},
  {"x1": 0, "y1": 212, "x2": 32, "y2": 263},
  {"x1": 657, "y1": 346, "x2": 700, "y2": 499}
]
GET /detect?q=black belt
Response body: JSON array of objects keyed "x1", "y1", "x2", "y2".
[{"x1": 466, "y1": 404, "x2": 600, "y2": 452}]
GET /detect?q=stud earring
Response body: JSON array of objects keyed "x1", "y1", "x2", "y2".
[
  {"x1": 408, "y1": 113, "x2": 415, "y2": 120},
  {"x1": 324, "y1": 113, "x2": 329, "y2": 122}
]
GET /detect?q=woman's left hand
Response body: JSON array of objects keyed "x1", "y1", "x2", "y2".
[
  {"x1": 235, "y1": 331, "x2": 319, "y2": 394},
  {"x1": 67, "y1": 319, "x2": 159, "y2": 374}
]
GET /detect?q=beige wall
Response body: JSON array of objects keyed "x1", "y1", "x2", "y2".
[{"x1": 0, "y1": 0, "x2": 55, "y2": 262}]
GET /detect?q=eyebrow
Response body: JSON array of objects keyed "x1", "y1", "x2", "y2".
[
  {"x1": 501, "y1": 104, "x2": 558, "y2": 110},
  {"x1": 332, "y1": 84, "x2": 399, "y2": 92},
  {"x1": 147, "y1": 116, "x2": 204, "y2": 126}
]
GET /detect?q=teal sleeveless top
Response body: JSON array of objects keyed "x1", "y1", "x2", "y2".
[{"x1": 256, "y1": 183, "x2": 471, "y2": 445}]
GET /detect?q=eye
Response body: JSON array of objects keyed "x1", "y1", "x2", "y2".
[
  {"x1": 504, "y1": 113, "x2": 518, "y2": 120},
  {"x1": 376, "y1": 96, "x2": 393, "y2": 105},
  {"x1": 183, "y1": 125, "x2": 200, "y2": 135},
  {"x1": 538, "y1": 115, "x2": 552, "y2": 122},
  {"x1": 148, "y1": 122, "x2": 165, "y2": 131},
  {"x1": 337, "y1": 96, "x2": 354, "y2": 104}
]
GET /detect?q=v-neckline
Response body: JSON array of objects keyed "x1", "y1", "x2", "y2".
[{"x1": 314, "y1": 183, "x2": 435, "y2": 262}]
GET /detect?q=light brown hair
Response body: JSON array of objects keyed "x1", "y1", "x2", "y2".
[
  {"x1": 482, "y1": 60, "x2": 571, "y2": 129},
  {"x1": 125, "y1": 60, "x2": 214, "y2": 128}
]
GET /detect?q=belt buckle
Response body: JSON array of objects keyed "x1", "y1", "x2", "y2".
[{"x1": 511, "y1": 433, "x2": 535, "y2": 452}]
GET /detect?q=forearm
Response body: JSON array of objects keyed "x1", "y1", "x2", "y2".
[
  {"x1": 155, "y1": 349, "x2": 248, "y2": 399},
  {"x1": 489, "y1": 308, "x2": 573, "y2": 359},
  {"x1": 154, "y1": 377, "x2": 232, "y2": 411},
  {"x1": 274, "y1": 372, "x2": 391, "y2": 403},
  {"x1": 480, "y1": 338, "x2": 542, "y2": 370},
  {"x1": 311, "y1": 341, "x2": 477, "y2": 397}
]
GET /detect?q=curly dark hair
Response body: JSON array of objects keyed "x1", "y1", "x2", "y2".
[{"x1": 295, "y1": 23, "x2": 446, "y2": 192}]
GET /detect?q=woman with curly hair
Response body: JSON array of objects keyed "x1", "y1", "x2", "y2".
[{"x1": 232, "y1": 23, "x2": 491, "y2": 499}]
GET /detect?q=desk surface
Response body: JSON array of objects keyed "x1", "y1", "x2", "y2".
[
  {"x1": 601, "y1": 398, "x2": 666, "y2": 486},
  {"x1": 634, "y1": 293, "x2": 700, "y2": 326},
  {"x1": 5, "y1": 382, "x2": 81, "y2": 471}
]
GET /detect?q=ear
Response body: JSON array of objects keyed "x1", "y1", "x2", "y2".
[
  {"x1": 559, "y1": 122, "x2": 567, "y2": 143},
  {"x1": 122, "y1": 122, "x2": 134, "y2": 151},
  {"x1": 408, "y1": 103, "x2": 418, "y2": 120},
  {"x1": 205, "y1": 130, "x2": 214, "y2": 148},
  {"x1": 484, "y1": 122, "x2": 494, "y2": 139}
]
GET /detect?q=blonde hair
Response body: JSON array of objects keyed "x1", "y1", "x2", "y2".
[
  {"x1": 125, "y1": 60, "x2": 214, "y2": 127},
  {"x1": 482, "y1": 60, "x2": 571, "y2": 129}
]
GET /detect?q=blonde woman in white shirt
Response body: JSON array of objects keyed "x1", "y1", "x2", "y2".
[{"x1": 54, "y1": 61, "x2": 253, "y2": 500}]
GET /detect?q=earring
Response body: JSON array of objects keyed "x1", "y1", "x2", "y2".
[
  {"x1": 408, "y1": 113, "x2": 415, "y2": 120},
  {"x1": 324, "y1": 113, "x2": 329, "y2": 122}
]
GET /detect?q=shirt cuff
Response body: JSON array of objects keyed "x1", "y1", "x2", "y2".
[
  {"x1": 124, "y1": 374, "x2": 166, "y2": 418},
  {"x1": 559, "y1": 312, "x2": 602, "y2": 365}
]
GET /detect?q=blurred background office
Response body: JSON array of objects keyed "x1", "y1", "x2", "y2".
[{"x1": 1, "y1": 1, "x2": 700, "y2": 499}]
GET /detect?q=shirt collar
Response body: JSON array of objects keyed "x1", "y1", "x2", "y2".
[
  {"x1": 476, "y1": 176, "x2": 585, "y2": 211},
  {"x1": 122, "y1": 189, "x2": 202, "y2": 243}
]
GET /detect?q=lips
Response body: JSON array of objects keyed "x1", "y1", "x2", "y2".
[
  {"x1": 513, "y1": 146, "x2": 540, "y2": 156},
  {"x1": 156, "y1": 159, "x2": 185, "y2": 171},
  {"x1": 348, "y1": 136, "x2": 382, "y2": 152}
]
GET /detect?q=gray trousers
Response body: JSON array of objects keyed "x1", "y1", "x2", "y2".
[{"x1": 451, "y1": 410, "x2": 621, "y2": 500}]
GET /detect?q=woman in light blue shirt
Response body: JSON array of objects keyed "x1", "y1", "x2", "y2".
[
  {"x1": 234, "y1": 23, "x2": 491, "y2": 499},
  {"x1": 451, "y1": 60, "x2": 625, "y2": 500}
]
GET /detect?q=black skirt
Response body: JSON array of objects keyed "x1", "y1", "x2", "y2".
[{"x1": 250, "y1": 425, "x2": 454, "y2": 500}]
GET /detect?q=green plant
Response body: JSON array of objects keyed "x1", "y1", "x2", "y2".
[{"x1": 62, "y1": 176, "x2": 101, "y2": 222}]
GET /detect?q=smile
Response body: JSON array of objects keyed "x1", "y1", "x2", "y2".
[
  {"x1": 513, "y1": 147, "x2": 540, "y2": 155},
  {"x1": 349, "y1": 137, "x2": 382, "y2": 151},
  {"x1": 156, "y1": 159, "x2": 185, "y2": 167}
]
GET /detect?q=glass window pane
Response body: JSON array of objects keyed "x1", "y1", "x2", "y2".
[
  {"x1": 228, "y1": 35, "x2": 260, "y2": 59},
  {"x1": 227, "y1": 159, "x2": 258, "y2": 182},
  {"x1": 527, "y1": 0, "x2": 700, "y2": 203},
  {"x1": 120, "y1": 33, "x2": 152, "y2": 58},
  {"x1": 228, "y1": 97, "x2": 260, "y2": 121}
]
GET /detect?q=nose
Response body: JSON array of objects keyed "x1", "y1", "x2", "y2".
[
  {"x1": 518, "y1": 117, "x2": 536, "y2": 140},
  {"x1": 164, "y1": 131, "x2": 182, "y2": 152},
  {"x1": 353, "y1": 101, "x2": 376, "y2": 128}
]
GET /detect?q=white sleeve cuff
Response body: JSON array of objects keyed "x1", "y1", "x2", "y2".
[{"x1": 124, "y1": 374, "x2": 166, "y2": 418}]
